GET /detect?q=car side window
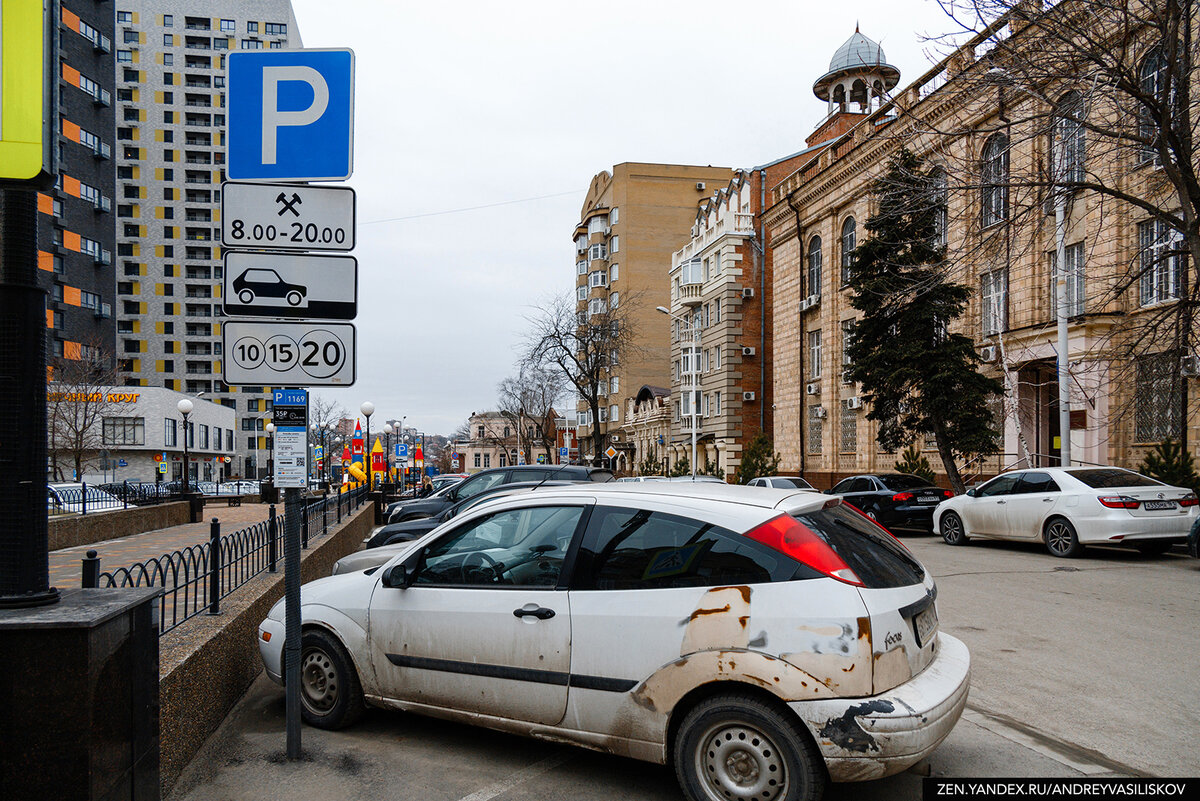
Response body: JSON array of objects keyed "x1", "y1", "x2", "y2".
[
  {"x1": 978, "y1": 474, "x2": 1021, "y2": 497},
  {"x1": 576, "y1": 506, "x2": 789, "y2": 590},
  {"x1": 455, "y1": 471, "x2": 508, "y2": 500},
  {"x1": 1013, "y1": 472, "x2": 1060, "y2": 494},
  {"x1": 847, "y1": 478, "x2": 873, "y2": 493},
  {"x1": 415, "y1": 505, "x2": 584, "y2": 588},
  {"x1": 830, "y1": 478, "x2": 855, "y2": 494}
]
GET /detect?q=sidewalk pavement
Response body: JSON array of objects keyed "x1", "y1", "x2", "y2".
[{"x1": 49, "y1": 502, "x2": 279, "y2": 590}]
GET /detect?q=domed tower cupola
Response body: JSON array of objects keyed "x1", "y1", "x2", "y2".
[{"x1": 813, "y1": 27, "x2": 900, "y2": 116}]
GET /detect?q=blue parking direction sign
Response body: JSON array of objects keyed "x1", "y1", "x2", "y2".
[
  {"x1": 559, "y1": 447, "x2": 569, "y2": 459},
  {"x1": 396, "y1": 443, "x2": 409, "y2": 459},
  {"x1": 273, "y1": 389, "x2": 308, "y2": 407},
  {"x1": 227, "y1": 49, "x2": 355, "y2": 182}
]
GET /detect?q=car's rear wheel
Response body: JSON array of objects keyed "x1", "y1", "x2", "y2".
[
  {"x1": 1044, "y1": 517, "x2": 1083, "y2": 558},
  {"x1": 674, "y1": 694, "x2": 825, "y2": 801},
  {"x1": 941, "y1": 511, "x2": 968, "y2": 546},
  {"x1": 1134, "y1": 540, "x2": 1172, "y2": 557},
  {"x1": 286, "y1": 290, "x2": 303, "y2": 306},
  {"x1": 299, "y1": 628, "x2": 365, "y2": 730},
  {"x1": 238, "y1": 289, "x2": 254, "y2": 304}
]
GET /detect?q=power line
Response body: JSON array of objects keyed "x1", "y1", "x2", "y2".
[{"x1": 361, "y1": 189, "x2": 584, "y2": 225}]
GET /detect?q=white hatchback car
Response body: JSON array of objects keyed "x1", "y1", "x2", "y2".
[
  {"x1": 935, "y1": 467, "x2": 1198, "y2": 557},
  {"x1": 259, "y1": 484, "x2": 969, "y2": 801}
]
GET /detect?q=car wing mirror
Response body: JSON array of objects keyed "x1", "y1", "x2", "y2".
[
  {"x1": 381, "y1": 551, "x2": 422, "y2": 589},
  {"x1": 965, "y1": 488, "x2": 977, "y2": 497}
]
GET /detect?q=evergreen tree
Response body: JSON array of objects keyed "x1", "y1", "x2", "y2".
[
  {"x1": 893, "y1": 444, "x2": 936, "y2": 484},
  {"x1": 669, "y1": 454, "x2": 691, "y2": 477},
  {"x1": 700, "y1": 457, "x2": 726, "y2": 481},
  {"x1": 845, "y1": 148, "x2": 1004, "y2": 492},
  {"x1": 737, "y1": 432, "x2": 781, "y2": 484},
  {"x1": 638, "y1": 446, "x2": 663, "y2": 477},
  {"x1": 1138, "y1": 439, "x2": 1200, "y2": 495}
]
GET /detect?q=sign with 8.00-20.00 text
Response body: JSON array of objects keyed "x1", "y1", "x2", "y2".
[
  {"x1": 221, "y1": 182, "x2": 355, "y2": 251},
  {"x1": 223, "y1": 321, "x2": 355, "y2": 386}
]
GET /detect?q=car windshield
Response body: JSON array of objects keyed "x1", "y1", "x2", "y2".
[
  {"x1": 1067, "y1": 468, "x2": 1164, "y2": 489},
  {"x1": 878, "y1": 474, "x2": 933, "y2": 490},
  {"x1": 772, "y1": 478, "x2": 812, "y2": 489}
]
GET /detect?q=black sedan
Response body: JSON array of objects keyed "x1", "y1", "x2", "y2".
[
  {"x1": 366, "y1": 480, "x2": 579, "y2": 549},
  {"x1": 826, "y1": 473, "x2": 954, "y2": 533}
]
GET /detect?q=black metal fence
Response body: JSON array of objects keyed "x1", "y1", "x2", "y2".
[
  {"x1": 81, "y1": 485, "x2": 371, "y2": 634},
  {"x1": 48, "y1": 479, "x2": 263, "y2": 517}
]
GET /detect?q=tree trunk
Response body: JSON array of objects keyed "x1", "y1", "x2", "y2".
[{"x1": 933, "y1": 422, "x2": 966, "y2": 494}]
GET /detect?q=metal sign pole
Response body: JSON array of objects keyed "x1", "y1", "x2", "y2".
[{"x1": 283, "y1": 483, "x2": 302, "y2": 758}]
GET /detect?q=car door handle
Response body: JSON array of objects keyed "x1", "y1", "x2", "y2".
[
  {"x1": 513, "y1": 606, "x2": 555, "y2": 620},
  {"x1": 996, "y1": 500, "x2": 1006, "y2": 504},
  {"x1": 1042, "y1": 498, "x2": 1054, "y2": 502}
]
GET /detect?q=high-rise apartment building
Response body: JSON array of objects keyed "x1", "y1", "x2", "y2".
[
  {"x1": 573, "y1": 163, "x2": 733, "y2": 469},
  {"x1": 38, "y1": 1, "x2": 117, "y2": 365},
  {"x1": 113, "y1": 0, "x2": 301, "y2": 479}
]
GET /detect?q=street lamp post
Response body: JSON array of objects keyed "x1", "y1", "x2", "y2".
[
  {"x1": 383, "y1": 423, "x2": 393, "y2": 485},
  {"x1": 177, "y1": 399, "x2": 194, "y2": 494},
  {"x1": 360, "y1": 401, "x2": 375, "y2": 488},
  {"x1": 656, "y1": 306, "x2": 698, "y2": 478},
  {"x1": 265, "y1": 422, "x2": 276, "y2": 480}
]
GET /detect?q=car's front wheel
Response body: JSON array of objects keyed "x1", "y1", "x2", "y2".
[
  {"x1": 1044, "y1": 517, "x2": 1083, "y2": 558},
  {"x1": 286, "y1": 290, "x2": 303, "y2": 306},
  {"x1": 941, "y1": 511, "x2": 968, "y2": 546},
  {"x1": 674, "y1": 693, "x2": 825, "y2": 801},
  {"x1": 238, "y1": 289, "x2": 254, "y2": 304},
  {"x1": 299, "y1": 628, "x2": 365, "y2": 729}
]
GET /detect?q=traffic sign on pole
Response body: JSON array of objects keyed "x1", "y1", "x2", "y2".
[
  {"x1": 223, "y1": 321, "x2": 356, "y2": 386},
  {"x1": 272, "y1": 389, "x2": 308, "y2": 489},
  {"x1": 223, "y1": 251, "x2": 357, "y2": 320},
  {"x1": 226, "y1": 49, "x2": 355, "y2": 181},
  {"x1": 221, "y1": 182, "x2": 355, "y2": 251}
]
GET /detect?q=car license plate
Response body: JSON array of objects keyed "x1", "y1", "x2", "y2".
[
  {"x1": 913, "y1": 604, "x2": 938, "y2": 647},
  {"x1": 918, "y1": 496, "x2": 939, "y2": 504},
  {"x1": 1143, "y1": 500, "x2": 1176, "y2": 510}
]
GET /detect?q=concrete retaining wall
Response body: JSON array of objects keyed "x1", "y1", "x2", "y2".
[
  {"x1": 157, "y1": 501, "x2": 375, "y2": 796},
  {"x1": 48, "y1": 501, "x2": 191, "y2": 551}
]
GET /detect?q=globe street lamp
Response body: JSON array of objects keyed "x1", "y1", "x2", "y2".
[
  {"x1": 177, "y1": 398, "x2": 194, "y2": 494},
  {"x1": 360, "y1": 401, "x2": 375, "y2": 488}
]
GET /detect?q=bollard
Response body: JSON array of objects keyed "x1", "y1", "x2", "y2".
[
  {"x1": 208, "y1": 518, "x2": 221, "y2": 615},
  {"x1": 81, "y1": 550, "x2": 100, "y2": 588},
  {"x1": 81, "y1": 481, "x2": 88, "y2": 516},
  {"x1": 301, "y1": 502, "x2": 309, "y2": 549},
  {"x1": 268, "y1": 504, "x2": 278, "y2": 573},
  {"x1": 123, "y1": 479, "x2": 129, "y2": 510}
]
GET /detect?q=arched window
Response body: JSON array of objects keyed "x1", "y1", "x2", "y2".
[
  {"x1": 929, "y1": 167, "x2": 948, "y2": 247},
  {"x1": 850, "y1": 79, "x2": 868, "y2": 107},
  {"x1": 840, "y1": 217, "x2": 856, "y2": 284},
  {"x1": 1054, "y1": 91, "x2": 1085, "y2": 184},
  {"x1": 807, "y1": 236, "x2": 822, "y2": 297},
  {"x1": 1139, "y1": 46, "x2": 1169, "y2": 165},
  {"x1": 980, "y1": 133, "x2": 1009, "y2": 227},
  {"x1": 832, "y1": 84, "x2": 846, "y2": 110}
]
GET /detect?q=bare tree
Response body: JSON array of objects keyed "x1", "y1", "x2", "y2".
[
  {"x1": 497, "y1": 362, "x2": 568, "y2": 463},
  {"x1": 47, "y1": 351, "x2": 133, "y2": 481},
  {"x1": 916, "y1": 0, "x2": 1200, "y2": 450},
  {"x1": 524, "y1": 291, "x2": 643, "y2": 464},
  {"x1": 309, "y1": 394, "x2": 348, "y2": 431}
]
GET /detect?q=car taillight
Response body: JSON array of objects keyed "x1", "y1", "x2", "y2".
[
  {"x1": 745, "y1": 514, "x2": 863, "y2": 585},
  {"x1": 943, "y1": 489, "x2": 955, "y2": 498},
  {"x1": 1180, "y1": 494, "x2": 1198, "y2": 508},
  {"x1": 1098, "y1": 495, "x2": 1141, "y2": 509},
  {"x1": 892, "y1": 492, "x2": 914, "y2": 502}
]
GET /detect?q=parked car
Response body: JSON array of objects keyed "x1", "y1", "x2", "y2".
[
  {"x1": 748, "y1": 476, "x2": 817, "y2": 490},
  {"x1": 231, "y1": 267, "x2": 307, "y2": 306},
  {"x1": 362, "y1": 481, "x2": 582, "y2": 550},
  {"x1": 665, "y1": 475, "x2": 726, "y2": 484},
  {"x1": 826, "y1": 474, "x2": 954, "y2": 534},
  {"x1": 616, "y1": 475, "x2": 669, "y2": 482},
  {"x1": 259, "y1": 483, "x2": 968, "y2": 801},
  {"x1": 386, "y1": 464, "x2": 614, "y2": 524},
  {"x1": 47, "y1": 483, "x2": 123, "y2": 514},
  {"x1": 934, "y1": 467, "x2": 1198, "y2": 557}
]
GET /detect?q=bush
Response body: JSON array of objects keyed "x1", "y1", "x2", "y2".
[
  {"x1": 669, "y1": 455, "x2": 691, "y2": 477},
  {"x1": 1138, "y1": 439, "x2": 1200, "y2": 495},
  {"x1": 894, "y1": 444, "x2": 936, "y2": 483},
  {"x1": 737, "y1": 432, "x2": 781, "y2": 484}
]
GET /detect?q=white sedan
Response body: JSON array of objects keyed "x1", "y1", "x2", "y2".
[
  {"x1": 259, "y1": 483, "x2": 969, "y2": 801},
  {"x1": 934, "y1": 467, "x2": 1198, "y2": 557}
]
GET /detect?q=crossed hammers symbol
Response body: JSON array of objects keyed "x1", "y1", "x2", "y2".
[{"x1": 276, "y1": 192, "x2": 303, "y2": 217}]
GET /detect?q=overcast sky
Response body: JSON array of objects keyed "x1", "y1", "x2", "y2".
[{"x1": 289, "y1": 0, "x2": 963, "y2": 435}]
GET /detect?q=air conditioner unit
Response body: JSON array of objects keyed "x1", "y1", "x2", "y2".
[
  {"x1": 980, "y1": 345, "x2": 998, "y2": 362},
  {"x1": 742, "y1": 392, "x2": 756, "y2": 401},
  {"x1": 806, "y1": 293, "x2": 820, "y2": 308},
  {"x1": 813, "y1": 406, "x2": 827, "y2": 419},
  {"x1": 742, "y1": 346, "x2": 756, "y2": 357},
  {"x1": 799, "y1": 298, "x2": 812, "y2": 313},
  {"x1": 1182, "y1": 354, "x2": 1200, "y2": 377},
  {"x1": 846, "y1": 396, "x2": 863, "y2": 410},
  {"x1": 695, "y1": 182, "x2": 706, "y2": 191},
  {"x1": 806, "y1": 382, "x2": 820, "y2": 395},
  {"x1": 742, "y1": 287, "x2": 754, "y2": 299},
  {"x1": 841, "y1": 370, "x2": 854, "y2": 384}
]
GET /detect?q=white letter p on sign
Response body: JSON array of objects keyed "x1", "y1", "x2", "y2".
[{"x1": 261, "y1": 66, "x2": 330, "y2": 164}]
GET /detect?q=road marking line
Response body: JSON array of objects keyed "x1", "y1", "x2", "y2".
[
  {"x1": 455, "y1": 754, "x2": 570, "y2": 801},
  {"x1": 963, "y1": 706, "x2": 1145, "y2": 776}
]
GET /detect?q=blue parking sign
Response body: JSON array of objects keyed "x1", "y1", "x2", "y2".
[{"x1": 227, "y1": 49, "x2": 355, "y2": 181}]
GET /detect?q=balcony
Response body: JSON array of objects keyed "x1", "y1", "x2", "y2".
[
  {"x1": 678, "y1": 283, "x2": 703, "y2": 306},
  {"x1": 676, "y1": 212, "x2": 756, "y2": 263}
]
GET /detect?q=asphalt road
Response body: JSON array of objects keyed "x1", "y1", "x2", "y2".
[{"x1": 168, "y1": 534, "x2": 1200, "y2": 801}]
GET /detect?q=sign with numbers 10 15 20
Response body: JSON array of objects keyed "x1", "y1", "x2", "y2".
[{"x1": 223, "y1": 321, "x2": 356, "y2": 386}]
